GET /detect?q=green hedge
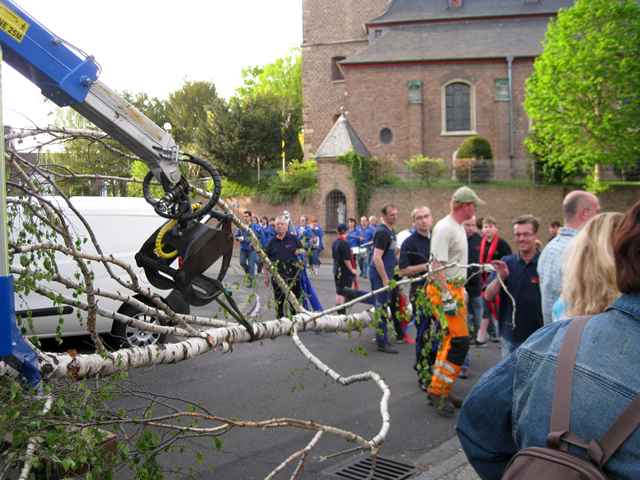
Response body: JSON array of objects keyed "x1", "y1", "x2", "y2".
[
  {"x1": 457, "y1": 136, "x2": 493, "y2": 159},
  {"x1": 405, "y1": 155, "x2": 446, "y2": 184},
  {"x1": 259, "y1": 160, "x2": 318, "y2": 204}
]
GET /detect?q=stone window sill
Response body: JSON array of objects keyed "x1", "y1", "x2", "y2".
[{"x1": 440, "y1": 130, "x2": 477, "y2": 137}]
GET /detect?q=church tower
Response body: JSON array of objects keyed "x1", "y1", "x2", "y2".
[{"x1": 301, "y1": 0, "x2": 390, "y2": 159}]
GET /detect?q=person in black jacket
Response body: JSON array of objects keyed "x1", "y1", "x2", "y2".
[
  {"x1": 266, "y1": 216, "x2": 304, "y2": 318},
  {"x1": 477, "y1": 216, "x2": 512, "y2": 343},
  {"x1": 460, "y1": 215, "x2": 483, "y2": 378},
  {"x1": 398, "y1": 206, "x2": 433, "y2": 388}
]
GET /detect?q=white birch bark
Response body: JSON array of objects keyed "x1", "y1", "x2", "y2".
[{"x1": 35, "y1": 310, "x2": 375, "y2": 380}]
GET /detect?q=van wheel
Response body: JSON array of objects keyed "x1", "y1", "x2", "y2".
[{"x1": 110, "y1": 291, "x2": 189, "y2": 349}]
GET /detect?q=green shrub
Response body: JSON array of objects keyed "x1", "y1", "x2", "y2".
[
  {"x1": 405, "y1": 155, "x2": 447, "y2": 184},
  {"x1": 457, "y1": 136, "x2": 493, "y2": 160},
  {"x1": 455, "y1": 136, "x2": 494, "y2": 182},
  {"x1": 260, "y1": 160, "x2": 318, "y2": 204},
  {"x1": 219, "y1": 178, "x2": 257, "y2": 198}
]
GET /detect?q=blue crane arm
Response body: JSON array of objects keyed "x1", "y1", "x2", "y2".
[
  {"x1": 0, "y1": 3, "x2": 232, "y2": 385},
  {"x1": 0, "y1": 0, "x2": 182, "y2": 185},
  {"x1": 0, "y1": 0, "x2": 98, "y2": 106}
]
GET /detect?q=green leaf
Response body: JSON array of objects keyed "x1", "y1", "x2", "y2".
[
  {"x1": 61, "y1": 457, "x2": 77, "y2": 471},
  {"x1": 213, "y1": 437, "x2": 223, "y2": 450}
]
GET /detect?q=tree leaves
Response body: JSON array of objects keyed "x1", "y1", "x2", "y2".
[{"x1": 525, "y1": 0, "x2": 640, "y2": 187}]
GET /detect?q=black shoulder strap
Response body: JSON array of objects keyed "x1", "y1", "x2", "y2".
[{"x1": 548, "y1": 315, "x2": 640, "y2": 467}]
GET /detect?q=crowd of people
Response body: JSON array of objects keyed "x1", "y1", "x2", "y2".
[
  {"x1": 233, "y1": 189, "x2": 640, "y2": 478},
  {"x1": 233, "y1": 211, "x2": 324, "y2": 278},
  {"x1": 334, "y1": 188, "x2": 640, "y2": 478},
  {"x1": 459, "y1": 197, "x2": 640, "y2": 480}
]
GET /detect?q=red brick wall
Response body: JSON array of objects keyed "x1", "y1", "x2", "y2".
[
  {"x1": 342, "y1": 59, "x2": 535, "y2": 179},
  {"x1": 227, "y1": 185, "x2": 640, "y2": 256},
  {"x1": 369, "y1": 185, "x2": 640, "y2": 239}
]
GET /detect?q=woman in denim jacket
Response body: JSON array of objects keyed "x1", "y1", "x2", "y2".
[{"x1": 457, "y1": 200, "x2": 640, "y2": 480}]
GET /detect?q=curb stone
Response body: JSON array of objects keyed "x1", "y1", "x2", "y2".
[{"x1": 412, "y1": 436, "x2": 480, "y2": 480}]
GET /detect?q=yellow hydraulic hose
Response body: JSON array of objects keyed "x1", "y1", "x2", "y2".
[
  {"x1": 154, "y1": 203, "x2": 202, "y2": 260},
  {"x1": 154, "y1": 220, "x2": 178, "y2": 259}
]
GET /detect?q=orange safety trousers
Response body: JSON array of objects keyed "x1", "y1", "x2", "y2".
[{"x1": 426, "y1": 282, "x2": 469, "y2": 397}]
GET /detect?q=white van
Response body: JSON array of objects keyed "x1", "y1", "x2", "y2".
[{"x1": 11, "y1": 196, "x2": 189, "y2": 347}]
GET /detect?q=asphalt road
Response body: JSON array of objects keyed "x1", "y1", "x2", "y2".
[{"x1": 118, "y1": 262, "x2": 502, "y2": 479}]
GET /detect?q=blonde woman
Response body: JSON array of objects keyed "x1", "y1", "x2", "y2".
[{"x1": 552, "y1": 212, "x2": 623, "y2": 321}]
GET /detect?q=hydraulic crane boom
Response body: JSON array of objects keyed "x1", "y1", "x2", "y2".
[
  {"x1": 0, "y1": 0, "x2": 182, "y2": 185},
  {"x1": 0, "y1": 1, "x2": 256, "y2": 327},
  {"x1": 0, "y1": 1, "x2": 257, "y2": 387}
]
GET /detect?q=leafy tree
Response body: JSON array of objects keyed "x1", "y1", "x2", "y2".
[
  {"x1": 525, "y1": 0, "x2": 640, "y2": 187},
  {"x1": 199, "y1": 95, "x2": 282, "y2": 179},
  {"x1": 122, "y1": 91, "x2": 169, "y2": 127},
  {"x1": 236, "y1": 50, "x2": 303, "y2": 164},
  {"x1": 49, "y1": 108, "x2": 133, "y2": 196},
  {"x1": 165, "y1": 80, "x2": 225, "y2": 154},
  {"x1": 46, "y1": 92, "x2": 170, "y2": 196}
]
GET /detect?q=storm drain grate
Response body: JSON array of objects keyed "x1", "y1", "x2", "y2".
[{"x1": 324, "y1": 455, "x2": 416, "y2": 480}]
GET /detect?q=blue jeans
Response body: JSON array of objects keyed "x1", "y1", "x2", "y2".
[
  {"x1": 467, "y1": 295, "x2": 483, "y2": 337},
  {"x1": 371, "y1": 276, "x2": 391, "y2": 347},
  {"x1": 239, "y1": 249, "x2": 258, "y2": 278},
  {"x1": 359, "y1": 249, "x2": 370, "y2": 278},
  {"x1": 500, "y1": 337, "x2": 522, "y2": 359},
  {"x1": 310, "y1": 248, "x2": 322, "y2": 266},
  {"x1": 463, "y1": 295, "x2": 484, "y2": 371}
]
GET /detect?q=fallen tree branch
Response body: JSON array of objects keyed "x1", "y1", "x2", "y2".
[{"x1": 265, "y1": 431, "x2": 323, "y2": 480}]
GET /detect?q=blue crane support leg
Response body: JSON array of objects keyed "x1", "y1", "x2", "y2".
[{"x1": 0, "y1": 275, "x2": 41, "y2": 388}]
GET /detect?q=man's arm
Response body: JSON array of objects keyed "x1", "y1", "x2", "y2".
[
  {"x1": 485, "y1": 260, "x2": 509, "y2": 301},
  {"x1": 457, "y1": 353, "x2": 518, "y2": 478},
  {"x1": 429, "y1": 224, "x2": 451, "y2": 290},
  {"x1": 343, "y1": 259, "x2": 357, "y2": 276},
  {"x1": 372, "y1": 248, "x2": 389, "y2": 285},
  {"x1": 399, "y1": 262, "x2": 428, "y2": 277}
]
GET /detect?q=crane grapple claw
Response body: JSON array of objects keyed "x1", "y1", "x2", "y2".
[
  {"x1": 135, "y1": 218, "x2": 233, "y2": 306},
  {"x1": 134, "y1": 216, "x2": 256, "y2": 340}
]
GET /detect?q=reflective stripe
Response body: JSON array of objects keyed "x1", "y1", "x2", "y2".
[
  {"x1": 433, "y1": 370, "x2": 454, "y2": 384},
  {"x1": 435, "y1": 360, "x2": 457, "y2": 374}
]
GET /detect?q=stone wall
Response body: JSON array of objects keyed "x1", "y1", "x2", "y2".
[
  {"x1": 369, "y1": 184, "x2": 640, "y2": 239},
  {"x1": 227, "y1": 184, "x2": 640, "y2": 255}
]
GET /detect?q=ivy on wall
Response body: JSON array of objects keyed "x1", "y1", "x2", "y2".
[{"x1": 337, "y1": 151, "x2": 380, "y2": 217}]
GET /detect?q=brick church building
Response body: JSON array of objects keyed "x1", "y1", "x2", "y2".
[{"x1": 302, "y1": 0, "x2": 574, "y2": 180}]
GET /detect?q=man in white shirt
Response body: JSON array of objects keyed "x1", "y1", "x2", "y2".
[{"x1": 427, "y1": 186, "x2": 485, "y2": 417}]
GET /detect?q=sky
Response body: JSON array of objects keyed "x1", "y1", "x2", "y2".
[{"x1": 0, "y1": 0, "x2": 302, "y2": 128}]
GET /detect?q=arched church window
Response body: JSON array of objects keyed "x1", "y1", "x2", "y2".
[{"x1": 444, "y1": 81, "x2": 474, "y2": 133}]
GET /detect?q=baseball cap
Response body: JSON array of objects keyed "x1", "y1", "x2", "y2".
[
  {"x1": 336, "y1": 223, "x2": 348, "y2": 233},
  {"x1": 452, "y1": 186, "x2": 485, "y2": 206}
]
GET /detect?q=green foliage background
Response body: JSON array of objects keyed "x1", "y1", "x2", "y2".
[
  {"x1": 456, "y1": 135, "x2": 493, "y2": 160},
  {"x1": 48, "y1": 50, "x2": 304, "y2": 198},
  {"x1": 405, "y1": 155, "x2": 447, "y2": 185},
  {"x1": 525, "y1": 0, "x2": 640, "y2": 187},
  {"x1": 260, "y1": 160, "x2": 318, "y2": 204},
  {"x1": 337, "y1": 151, "x2": 385, "y2": 217}
]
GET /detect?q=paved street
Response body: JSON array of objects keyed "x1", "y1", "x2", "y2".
[{"x1": 120, "y1": 261, "x2": 500, "y2": 479}]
